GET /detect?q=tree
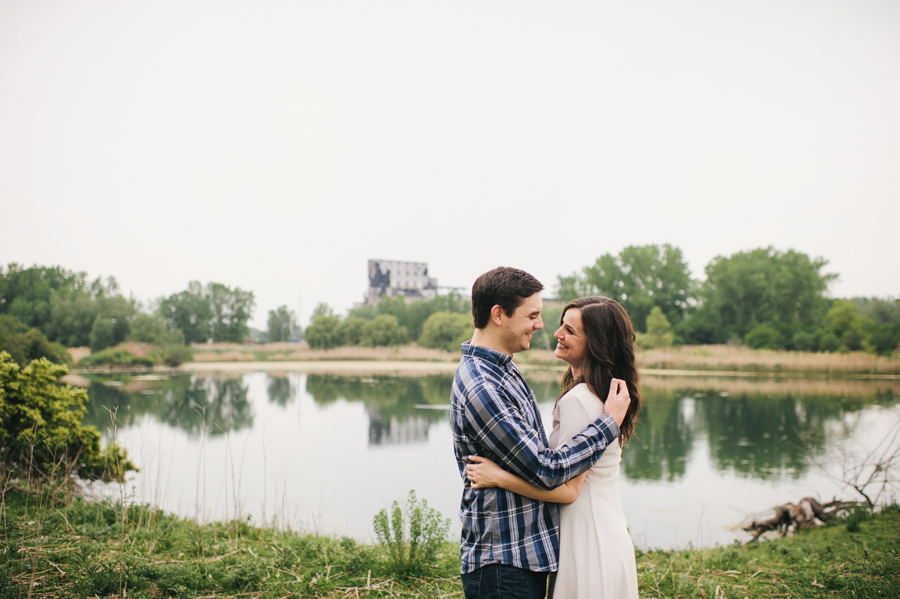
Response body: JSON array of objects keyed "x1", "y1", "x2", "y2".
[
  {"x1": 305, "y1": 314, "x2": 342, "y2": 349},
  {"x1": 0, "y1": 316, "x2": 70, "y2": 367},
  {"x1": 157, "y1": 281, "x2": 255, "y2": 344},
  {"x1": 0, "y1": 264, "x2": 83, "y2": 332},
  {"x1": 360, "y1": 315, "x2": 408, "y2": 347},
  {"x1": 208, "y1": 283, "x2": 255, "y2": 343},
  {"x1": 824, "y1": 300, "x2": 874, "y2": 352},
  {"x1": 557, "y1": 244, "x2": 694, "y2": 333},
  {"x1": 1, "y1": 264, "x2": 134, "y2": 349},
  {"x1": 637, "y1": 306, "x2": 675, "y2": 350},
  {"x1": 127, "y1": 313, "x2": 170, "y2": 344},
  {"x1": 157, "y1": 282, "x2": 213, "y2": 343},
  {"x1": 418, "y1": 312, "x2": 472, "y2": 352},
  {"x1": 0, "y1": 353, "x2": 136, "y2": 484},
  {"x1": 267, "y1": 305, "x2": 299, "y2": 343},
  {"x1": 337, "y1": 315, "x2": 366, "y2": 346},
  {"x1": 691, "y1": 247, "x2": 836, "y2": 347}
]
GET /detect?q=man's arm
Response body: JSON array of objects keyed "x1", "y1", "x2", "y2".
[{"x1": 464, "y1": 379, "x2": 629, "y2": 490}]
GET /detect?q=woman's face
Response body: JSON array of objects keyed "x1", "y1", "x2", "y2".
[{"x1": 554, "y1": 307, "x2": 588, "y2": 369}]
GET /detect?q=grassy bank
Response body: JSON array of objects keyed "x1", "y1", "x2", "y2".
[{"x1": 2, "y1": 488, "x2": 897, "y2": 598}]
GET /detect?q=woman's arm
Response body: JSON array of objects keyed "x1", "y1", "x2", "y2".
[{"x1": 465, "y1": 455, "x2": 587, "y2": 504}]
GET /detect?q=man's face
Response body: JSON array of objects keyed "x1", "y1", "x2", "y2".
[{"x1": 499, "y1": 292, "x2": 544, "y2": 354}]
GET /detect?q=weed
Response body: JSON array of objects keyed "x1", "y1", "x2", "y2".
[{"x1": 372, "y1": 489, "x2": 451, "y2": 578}]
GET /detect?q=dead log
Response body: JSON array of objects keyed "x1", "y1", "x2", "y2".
[{"x1": 743, "y1": 497, "x2": 865, "y2": 541}]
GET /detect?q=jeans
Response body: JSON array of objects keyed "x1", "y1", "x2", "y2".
[{"x1": 461, "y1": 563, "x2": 549, "y2": 599}]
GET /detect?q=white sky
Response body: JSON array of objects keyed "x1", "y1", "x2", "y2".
[{"x1": 2, "y1": 0, "x2": 898, "y2": 328}]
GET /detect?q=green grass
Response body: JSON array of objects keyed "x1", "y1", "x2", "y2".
[
  {"x1": 1, "y1": 488, "x2": 898, "y2": 598},
  {"x1": 637, "y1": 505, "x2": 900, "y2": 598}
]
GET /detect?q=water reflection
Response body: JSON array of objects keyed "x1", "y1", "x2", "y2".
[
  {"x1": 625, "y1": 380, "x2": 898, "y2": 482},
  {"x1": 82, "y1": 372, "x2": 899, "y2": 481},
  {"x1": 83, "y1": 374, "x2": 254, "y2": 437},
  {"x1": 267, "y1": 375, "x2": 296, "y2": 407},
  {"x1": 77, "y1": 369, "x2": 899, "y2": 548},
  {"x1": 305, "y1": 374, "x2": 449, "y2": 445}
]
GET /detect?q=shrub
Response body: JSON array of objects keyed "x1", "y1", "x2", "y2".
[
  {"x1": 418, "y1": 312, "x2": 472, "y2": 352},
  {"x1": 360, "y1": 315, "x2": 408, "y2": 347},
  {"x1": 0, "y1": 352, "x2": 136, "y2": 484},
  {"x1": 305, "y1": 314, "x2": 342, "y2": 349},
  {"x1": 78, "y1": 347, "x2": 155, "y2": 368},
  {"x1": 0, "y1": 315, "x2": 71, "y2": 367},
  {"x1": 744, "y1": 324, "x2": 783, "y2": 349},
  {"x1": 636, "y1": 306, "x2": 675, "y2": 350},
  {"x1": 373, "y1": 489, "x2": 450, "y2": 578}
]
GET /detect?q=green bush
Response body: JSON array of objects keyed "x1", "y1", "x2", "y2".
[
  {"x1": 360, "y1": 315, "x2": 408, "y2": 347},
  {"x1": 0, "y1": 352, "x2": 136, "y2": 484},
  {"x1": 744, "y1": 324, "x2": 783, "y2": 349},
  {"x1": 78, "y1": 347, "x2": 156, "y2": 368},
  {"x1": 373, "y1": 490, "x2": 450, "y2": 578},
  {"x1": 0, "y1": 315, "x2": 71, "y2": 367},
  {"x1": 637, "y1": 306, "x2": 676, "y2": 350},
  {"x1": 418, "y1": 311, "x2": 472, "y2": 352},
  {"x1": 305, "y1": 314, "x2": 342, "y2": 349}
]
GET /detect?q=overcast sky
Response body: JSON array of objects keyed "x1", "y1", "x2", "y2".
[{"x1": 2, "y1": 0, "x2": 898, "y2": 328}]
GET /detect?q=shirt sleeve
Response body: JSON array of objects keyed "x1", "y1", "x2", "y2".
[{"x1": 463, "y1": 380, "x2": 619, "y2": 490}]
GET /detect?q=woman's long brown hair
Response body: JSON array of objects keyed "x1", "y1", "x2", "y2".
[{"x1": 557, "y1": 296, "x2": 643, "y2": 445}]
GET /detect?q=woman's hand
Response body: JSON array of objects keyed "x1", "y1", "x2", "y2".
[
  {"x1": 604, "y1": 377, "x2": 631, "y2": 426},
  {"x1": 465, "y1": 455, "x2": 507, "y2": 489}
]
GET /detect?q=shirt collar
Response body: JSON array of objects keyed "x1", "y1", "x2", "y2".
[{"x1": 460, "y1": 341, "x2": 513, "y2": 368}]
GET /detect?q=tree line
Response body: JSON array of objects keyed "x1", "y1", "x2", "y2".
[
  {"x1": 306, "y1": 245, "x2": 899, "y2": 356},
  {"x1": 557, "y1": 244, "x2": 900, "y2": 355},
  {"x1": 305, "y1": 293, "x2": 472, "y2": 352},
  {"x1": 0, "y1": 264, "x2": 259, "y2": 366},
  {"x1": 3, "y1": 245, "x2": 899, "y2": 364}
]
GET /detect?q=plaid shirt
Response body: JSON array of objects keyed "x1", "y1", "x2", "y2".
[{"x1": 450, "y1": 342, "x2": 620, "y2": 574}]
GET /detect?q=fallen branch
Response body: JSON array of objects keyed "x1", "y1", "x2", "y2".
[{"x1": 743, "y1": 497, "x2": 863, "y2": 541}]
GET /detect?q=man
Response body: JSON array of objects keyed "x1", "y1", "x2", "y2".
[{"x1": 450, "y1": 266, "x2": 631, "y2": 599}]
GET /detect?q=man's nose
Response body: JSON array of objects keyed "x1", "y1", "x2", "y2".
[{"x1": 534, "y1": 317, "x2": 544, "y2": 330}]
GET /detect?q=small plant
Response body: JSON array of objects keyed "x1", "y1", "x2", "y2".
[
  {"x1": 844, "y1": 506, "x2": 871, "y2": 533},
  {"x1": 372, "y1": 489, "x2": 450, "y2": 578}
]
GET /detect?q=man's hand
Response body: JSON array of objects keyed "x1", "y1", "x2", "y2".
[{"x1": 604, "y1": 378, "x2": 631, "y2": 427}]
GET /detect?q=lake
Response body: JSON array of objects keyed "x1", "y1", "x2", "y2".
[{"x1": 79, "y1": 365, "x2": 900, "y2": 550}]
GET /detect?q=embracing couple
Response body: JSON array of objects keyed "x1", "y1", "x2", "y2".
[{"x1": 450, "y1": 266, "x2": 643, "y2": 599}]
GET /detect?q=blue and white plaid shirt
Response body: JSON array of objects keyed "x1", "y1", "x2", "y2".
[{"x1": 450, "y1": 342, "x2": 620, "y2": 574}]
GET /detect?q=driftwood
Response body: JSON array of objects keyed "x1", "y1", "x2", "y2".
[{"x1": 743, "y1": 497, "x2": 863, "y2": 541}]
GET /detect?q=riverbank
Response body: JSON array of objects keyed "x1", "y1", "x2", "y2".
[
  {"x1": 180, "y1": 342, "x2": 900, "y2": 376},
  {"x1": 67, "y1": 342, "x2": 900, "y2": 377},
  {"x1": 1, "y1": 488, "x2": 897, "y2": 598}
]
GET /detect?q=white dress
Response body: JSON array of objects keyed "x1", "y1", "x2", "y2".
[{"x1": 549, "y1": 383, "x2": 639, "y2": 599}]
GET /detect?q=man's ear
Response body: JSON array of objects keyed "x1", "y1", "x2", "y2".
[{"x1": 490, "y1": 305, "x2": 504, "y2": 327}]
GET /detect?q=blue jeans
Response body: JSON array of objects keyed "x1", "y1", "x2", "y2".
[{"x1": 461, "y1": 564, "x2": 548, "y2": 599}]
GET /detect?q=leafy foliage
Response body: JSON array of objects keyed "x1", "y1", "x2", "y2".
[
  {"x1": 360, "y1": 315, "x2": 408, "y2": 347},
  {"x1": 558, "y1": 244, "x2": 693, "y2": 333},
  {"x1": 0, "y1": 352, "x2": 136, "y2": 484},
  {"x1": 267, "y1": 304, "x2": 299, "y2": 342},
  {"x1": 418, "y1": 311, "x2": 472, "y2": 352},
  {"x1": 0, "y1": 315, "x2": 70, "y2": 367},
  {"x1": 637, "y1": 306, "x2": 675, "y2": 349},
  {"x1": 690, "y1": 247, "x2": 836, "y2": 346},
  {"x1": 1, "y1": 264, "x2": 135, "y2": 351},
  {"x1": 305, "y1": 314, "x2": 342, "y2": 349},
  {"x1": 372, "y1": 490, "x2": 450, "y2": 578},
  {"x1": 157, "y1": 281, "x2": 255, "y2": 343}
]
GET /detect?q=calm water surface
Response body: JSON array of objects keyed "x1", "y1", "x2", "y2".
[{"x1": 82, "y1": 368, "x2": 900, "y2": 550}]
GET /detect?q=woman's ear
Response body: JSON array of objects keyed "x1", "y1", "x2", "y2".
[{"x1": 490, "y1": 304, "x2": 504, "y2": 326}]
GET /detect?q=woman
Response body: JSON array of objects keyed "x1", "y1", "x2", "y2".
[{"x1": 466, "y1": 296, "x2": 643, "y2": 599}]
